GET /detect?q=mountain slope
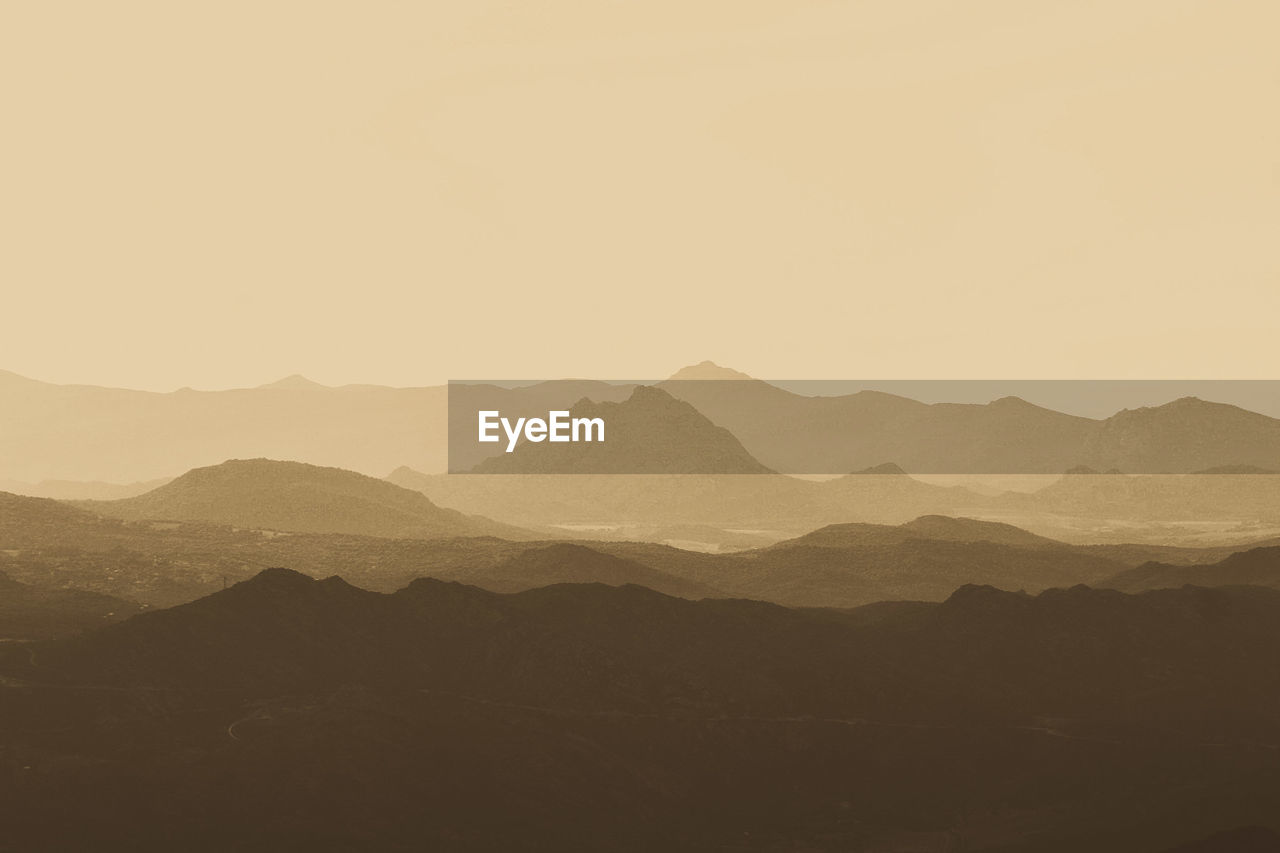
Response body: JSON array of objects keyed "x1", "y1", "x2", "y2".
[{"x1": 90, "y1": 459, "x2": 532, "y2": 540}]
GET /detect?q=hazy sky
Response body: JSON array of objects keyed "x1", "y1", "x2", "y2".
[{"x1": 2, "y1": 1, "x2": 1276, "y2": 391}]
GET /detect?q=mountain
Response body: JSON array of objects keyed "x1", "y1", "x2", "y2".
[
  {"x1": 772, "y1": 515, "x2": 1062, "y2": 550},
  {"x1": 439, "y1": 542, "x2": 719, "y2": 598},
  {"x1": 7, "y1": 574, "x2": 1280, "y2": 850},
  {"x1": 446, "y1": 379, "x2": 639, "y2": 471},
  {"x1": 0, "y1": 370, "x2": 449, "y2": 482},
  {"x1": 0, "y1": 490, "x2": 122, "y2": 548},
  {"x1": 0, "y1": 477, "x2": 172, "y2": 501},
  {"x1": 88, "y1": 459, "x2": 533, "y2": 540},
  {"x1": 658, "y1": 377, "x2": 1280, "y2": 475},
  {"x1": 1083, "y1": 397, "x2": 1280, "y2": 473},
  {"x1": 0, "y1": 572, "x2": 143, "y2": 639},
  {"x1": 470, "y1": 385, "x2": 774, "y2": 474},
  {"x1": 667, "y1": 360, "x2": 754, "y2": 380},
  {"x1": 1103, "y1": 546, "x2": 1280, "y2": 593}
]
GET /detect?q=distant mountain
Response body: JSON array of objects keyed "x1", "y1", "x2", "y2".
[
  {"x1": 1082, "y1": 397, "x2": 1280, "y2": 473},
  {"x1": 773, "y1": 515, "x2": 1061, "y2": 550},
  {"x1": 1004, "y1": 471, "x2": 1280, "y2": 523},
  {"x1": 0, "y1": 572, "x2": 143, "y2": 640},
  {"x1": 667, "y1": 360, "x2": 754, "y2": 380},
  {"x1": 1103, "y1": 546, "x2": 1280, "y2": 594},
  {"x1": 470, "y1": 386, "x2": 774, "y2": 474},
  {"x1": 0, "y1": 370, "x2": 448, "y2": 482},
  {"x1": 658, "y1": 377, "x2": 1280, "y2": 475},
  {"x1": 88, "y1": 459, "x2": 532, "y2": 540}
]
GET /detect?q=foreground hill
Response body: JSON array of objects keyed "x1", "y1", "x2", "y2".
[
  {"x1": 88, "y1": 459, "x2": 533, "y2": 540},
  {"x1": 4, "y1": 573, "x2": 1280, "y2": 850},
  {"x1": 0, "y1": 369, "x2": 449, "y2": 482}
]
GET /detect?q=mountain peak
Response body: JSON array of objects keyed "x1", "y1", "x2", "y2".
[
  {"x1": 667, "y1": 361, "x2": 753, "y2": 381},
  {"x1": 258, "y1": 374, "x2": 325, "y2": 390},
  {"x1": 851, "y1": 462, "x2": 907, "y2": 475}
]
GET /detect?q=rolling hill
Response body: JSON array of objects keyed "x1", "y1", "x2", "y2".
[{"x1": 88, "y1": 459, "x2": 533, "y2": 540}]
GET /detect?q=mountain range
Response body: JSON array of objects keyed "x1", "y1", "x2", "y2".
[
  {"x1": 7, "y1": 365, "x2": 1280, "y2": 485},
  {"x1": 470, "y1": 385, "x2": 774, "y2": 474},
  {"x1": 5, "y1": 571, "x2": 1280, "y2": 850}
]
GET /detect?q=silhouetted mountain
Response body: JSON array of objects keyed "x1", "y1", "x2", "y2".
[
  {"x1": 471, "y1": 386, "x2": 774, "y2": 474},
  {"x1": 1104, "y1": 546, "x2": 1280, "y2": 593},
  {"x1": 0, "y1": 477, "x2": 172, "y2": 501},
  {"x1": 89, "y1": 459, "x2": 532, "y2": 540},
  {"x1": 0, "y1": 572, "x2": 142, "y2": 639},
  {"x1": 658, "y1": 379, "x2": 1098, "y2": 473},
  {"x1": 7, "y1": 574, "x2": 1280, "y2": 850},
  {"x1": 1079, "y1": 397, "x2": 1280, "y2": 473}
]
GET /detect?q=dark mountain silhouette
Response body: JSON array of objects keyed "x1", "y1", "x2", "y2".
[
  {"x1": 0, "y1": 572, "x2": 142, "y2": 639},
  {"x1": 471, "y1": 385, "x2": 774, "y2": 474},
  {"x1": 1160, "y1": 826, "x2": 1280, "y2": 852},
  {"x1": 6, "y1": 573, "x2": 1280, "y2": 850},
  {"x1": 88, "y1": 459, "x2": 533, "y2": 540},
  {"x1": 1104, "y1": 546, "x2": 1280, "y2": 593}
]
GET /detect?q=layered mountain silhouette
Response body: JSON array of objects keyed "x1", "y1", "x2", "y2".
[
  {"x1": 1103, "y1": 545, "x2": 1280, "y2": 593},
  {"x1": 0, "y1": 369, "x2": 449, "y2": 482},
  {"x1": 5, "y1": 571, "x2": 1280, "y2": 851},
  {"x1": 87, "y1": 459, "x2": 532, "y2": 539},
  {"x1": 658, "y1": 376, "x2": 1280, "y2": 474},
  {"x1": 470, "y1": 385, "x2": 774, "y2": 474}
]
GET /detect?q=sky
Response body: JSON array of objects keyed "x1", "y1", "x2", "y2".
[{"x1": 2, "y1": 1, "x2": 1276, "y2": 391}]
